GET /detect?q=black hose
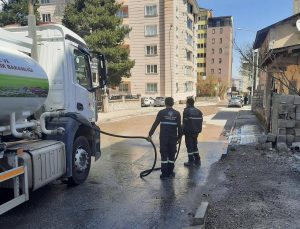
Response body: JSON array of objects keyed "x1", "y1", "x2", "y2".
[
  {"x1": 63, "y1": 113, "x2": 182, "y2": 178},
  {"x1": 99, "y1": 130, "x2": 182, "y2": 178}
]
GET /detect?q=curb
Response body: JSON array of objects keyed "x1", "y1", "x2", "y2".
[{"x1": 192, "y1": 202, "x2": 209, "y2": 226}]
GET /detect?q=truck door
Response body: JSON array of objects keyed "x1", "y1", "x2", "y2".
[{"x1": 73, "y1": 48, "x2": 95, "y2": 121}]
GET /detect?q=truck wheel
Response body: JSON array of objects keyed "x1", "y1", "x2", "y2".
[{"x1": 68, "y1": 136, "x2": 91, "y2": 185}]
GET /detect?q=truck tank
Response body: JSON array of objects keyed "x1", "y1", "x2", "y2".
[{"x1": 0, "y1": 47, "x2": 49, "y2": 125}]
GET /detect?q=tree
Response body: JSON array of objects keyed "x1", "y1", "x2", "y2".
[
  {"x1": 62, "y1": 0, "x2": 135, "y2": 86},
  {"x1": 0, "y1": 0, "x2": 40, "y2": 27}
]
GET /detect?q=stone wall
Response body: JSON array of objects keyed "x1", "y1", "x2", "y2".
[
  {"x1": 252, "y1": 90, "x2": 267, "y2": 128},
  {"x1": 269, "y1": 94, "x2": 300, "y2": 148},
  {"x1": 102, "y1": 95, "x2": 141, "y2": 113}
]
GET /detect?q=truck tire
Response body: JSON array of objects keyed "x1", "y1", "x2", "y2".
[{"x1": 68, "y1": 136, "x2": 91, "y2": 185}]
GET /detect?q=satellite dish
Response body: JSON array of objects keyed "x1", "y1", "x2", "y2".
[{"x1": 296, "y1": 19, "x2": 300, "y2": 31}]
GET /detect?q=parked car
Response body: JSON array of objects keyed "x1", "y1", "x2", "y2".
[
  {"x1": 141, "y1": 97, "x2": 155, "y2": 107},
  {"x1": 154, "y1": 97, "x2": 165, "y2": 107},
  {"x1": 236, "y1": 95, "x2": 244, "y2": 106},
  {"x1": 228, "y1": 97, "x2": 243, "y2": 108}
]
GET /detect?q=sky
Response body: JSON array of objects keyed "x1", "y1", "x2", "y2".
[{"x1": 197, "y1": 0, "x2": 293, "y2": 79}]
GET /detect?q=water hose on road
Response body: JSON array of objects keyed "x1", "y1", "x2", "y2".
[
  {"x1": 62, "y1": 113, "x2": 182, "y2": 178},
  {"x1": 99, "y1": 130, "x2": 182, "y2": 178}
]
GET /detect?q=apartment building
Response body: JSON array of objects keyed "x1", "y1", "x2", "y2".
[
  {"x1": 294, "y1": 0, "x2": 300, "y2": 14},
  {"x1": 196, "y1": 8, "x2": 212, "y2": 95},
  {"x1": 206, "y1": 16, "x2": 233, "y2": 87},
  {"x1": 117, "y1": 0, "x2": 200, "y2": 101},
  {"x1": 38, "y1": 0, "x2": 71, "y2": 24}
]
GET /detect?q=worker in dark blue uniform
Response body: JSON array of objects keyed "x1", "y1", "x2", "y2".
[
  {"x1": 183, "y1": 97, "x2": 203, "y2": 167},
  {"x1": 148, "y1": 97, "x2": 182, "y2": 179}
]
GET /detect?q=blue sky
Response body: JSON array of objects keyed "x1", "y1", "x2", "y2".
[{"x1": 197, "y1": 0, "x2": 293, "y2": 79}]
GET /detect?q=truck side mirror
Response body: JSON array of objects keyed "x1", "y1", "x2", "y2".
[{"x1": 97, "y1": 54, "x2": 108, "y2": 88}]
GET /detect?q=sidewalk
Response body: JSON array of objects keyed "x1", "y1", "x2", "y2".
[
  {"x1": 202, "y1": 108, "x2": 300, "y2": 229},
  {"x1": 97, "y1": 100, "x2": 219, "y2": 123}
]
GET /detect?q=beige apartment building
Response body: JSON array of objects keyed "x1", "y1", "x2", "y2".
[
  {"x1": 206, "y1": 16, "x2": 233, "y2": 87},
  {"x1": 294, "y1": 0, "x2": 300, "y2": 14},
  {"x1": 117, "y1": 0, "x2": 200, "y2": 101},
  {"x1": 38, "y1": 0, "x2": 71, "y2": 24}
]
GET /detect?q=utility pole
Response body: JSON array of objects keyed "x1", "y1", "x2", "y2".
[{"x1": 28, "y1": 0, "x2": 37, "y2": 60}]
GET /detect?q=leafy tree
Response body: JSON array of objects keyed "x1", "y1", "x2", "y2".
[
  {"x1": 63, "y1": 0, "x2": 135, "y2": 86},
  {"x1": 0, "y1": 0, "x2": 40, "y2": 27}
]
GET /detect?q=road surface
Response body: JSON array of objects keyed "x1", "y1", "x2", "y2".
[{"x1": 0, "y1": 105, "x2": 240, "y2": 229}]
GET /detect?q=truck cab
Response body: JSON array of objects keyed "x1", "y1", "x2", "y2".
[{"x1": 0, "y1": 24, "x2": 107, "y2": 214}]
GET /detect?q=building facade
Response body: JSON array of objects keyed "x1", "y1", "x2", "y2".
[
  {"x1": 206, "y1": 16, "x2": 233, "y2": 88},
  {"x1": 116, "y1": 0, "x2": 199, "y2": 101},
  {"x1": 38, "y1": 0, "x2": 71, "y2": 24},
  {"x1": 294, "y1": 0, "x2": 300, "y2": 14},
  {"x1": 196, "y1": 8, "x2": 212, "y2": 95}
]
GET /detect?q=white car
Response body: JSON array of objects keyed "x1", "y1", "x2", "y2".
[
  {"x1": 141, "y1": 97, "x2": 155, "y2": 107},
  {"x1": 228, "y1": 97, "x2": 243, "y2": 108},
  {"x1": 154, "y1": 97, "x2": 165, "y2": 107}
]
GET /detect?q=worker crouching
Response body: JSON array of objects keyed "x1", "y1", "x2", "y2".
[
  {"x1": 183, "y1": 97, "x2": 203, "y2": 167},
  {"x1": 148, "y1": 97, "x2": 182, "y2": 179}
]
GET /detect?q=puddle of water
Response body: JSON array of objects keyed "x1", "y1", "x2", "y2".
[{"x1": 229, "y1": 125, "x2": 263, "y2": 145}]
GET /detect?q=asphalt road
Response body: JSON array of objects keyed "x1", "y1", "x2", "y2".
[{"x1": 0, "y1": 105, "x2": 240, "y2": 229}]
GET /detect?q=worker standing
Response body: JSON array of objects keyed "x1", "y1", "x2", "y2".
[
  {"x1": 148, "y1": 97, "x2": 182, "y2": 179},
  {"x1": 183, "y1": 97, "x2": 203, "y2": 167}
]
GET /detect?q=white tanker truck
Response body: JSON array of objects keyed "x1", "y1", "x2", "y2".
[{"x1": 0, "y1": 24, "x2": 107, "y2": 214}]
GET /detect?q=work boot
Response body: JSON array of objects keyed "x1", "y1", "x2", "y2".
[
  {"x1": 184, "y1": 155, "x2": 194, "y2": 167},
  {"x1": 160, "y1": 173, "x2": 169, "y2": 179},
  {"x1": 194, "y1": 153, "x2": 201, "y2": 167}
]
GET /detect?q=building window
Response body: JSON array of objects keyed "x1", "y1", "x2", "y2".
[
  {"x1": 42, "y1": 13, "x2": 51, "y2": 22},
  {"x1": 212, "y1": 29, "x2": 215, "y2": 34},
  {"x1": 219, "y1": 58, "x2": 222, "y2": 63},
  {"x1": 200, "y1": 43, "x2": 206, "y2": 48},
  {"x1": 184, "y1": 81, "x2": 193, "y2": 92},
  {"x1": 145, "y1": 45, "x2": 158, "y2": 56},
  {"x1": 117, "y1": 6, "x2": 129, "y2": 18},
  {"x1": 119, "y1": 83, "x2": 129, "y2": 92},
  {"x1": 212, "y1": 49, "x2": 214, "y2": 54},
  {"x1": 198, "y1": 34, "x2": 201, "y2": 39},
  {"x1": 40, "y1": 0, "x2": 50, "y2": 4},
  {"x1": 219, "y1": 48, "x2": 223, "y2": 54},
  {"x1": 211, "y1": 58, "x2": 214, "y2": 64},
  {"x1": 187, "y1": 3, "x2": 193, "y2": 14},
  {"x1": 186, "y1": 50, "x2": 193, "y2": 61},
  {"x1": 212, "y1": 38, "x2": 215, "y2": 44},
  {"x1": 145, "y1": 5, "x2": 157, "y2": 17},
  {"x1": 146, "y1": 83, "x2": 158, "y2": 93},
  {"x1": 197, "y1": 44, "x2": 200, "y2": 48},
  {"x1": 220, "y1": 28, "x2": 223, "y2": 34},
  {"x1": 200, "y1": 72, "x2": 206, "y2": 76},
  {"x1": 197, "y1": 63, "x2": 200, "y2": 67},
  {"x1": 184, "y1": 66, "x2": 192, "y2": 76},
  {"x1": 187, "y1": 17, "x2": 193, "y2": 30},
  {"x1": 146, "y1": 65, "x2": 158, "y2": 74},
  {"x1": 218, "y1": 68, "x2": 222, "y2": 74},
  {"x1": 187, "y1": 34, "x2": 193, "y2": 46},
  {"x1": 211, "y1": 69, "x2": 214, "y2": 74},
  {"x1": 200, "y1": 63, "x2": 206, "y2": 68},
  {"x1": 200, "y1": 25, "x2": 207, "y2": 29},
  {"x1": 220, "y1": 38, "x2": 223, "y2": 44},
  {"x1": 145, "y1": 25, "x2": 158, "y2": 36}
]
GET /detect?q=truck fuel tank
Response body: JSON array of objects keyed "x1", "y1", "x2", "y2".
[{"x1": 0, "y1": 47, "x2": 49, "y2": 125}]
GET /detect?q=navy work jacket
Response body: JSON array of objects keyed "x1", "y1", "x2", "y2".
[{"x1": 149, "y1": 107, "x2": 182, "y2": 139}]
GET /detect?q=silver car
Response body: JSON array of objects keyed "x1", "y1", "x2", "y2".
[
  {"x1": 154, "y1": 97, "x2": 165, "y2": 107},
  {"x1": 228, "y1": 97, "x2": 243, "y2": 108}
]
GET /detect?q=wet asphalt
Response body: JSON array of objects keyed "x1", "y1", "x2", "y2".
[{"x1": 0, "y1": 106, "x2": 239, "y2": 229}]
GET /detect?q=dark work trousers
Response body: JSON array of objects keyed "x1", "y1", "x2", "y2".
[
  {"x1": 185, "y1": 134, "x2": 200, "y2": 162},
  {"x1": 160, "y1": 136, "x2": 177, "y2": 175}
]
